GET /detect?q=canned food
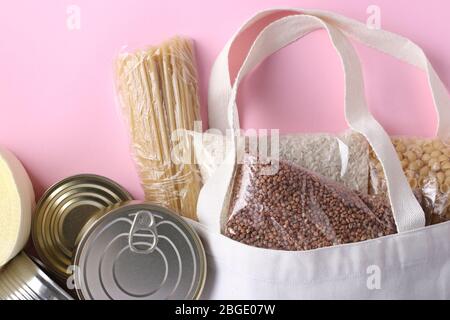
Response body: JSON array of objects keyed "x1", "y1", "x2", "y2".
[
  {"x1": 73, "y1": 201, "x2": 207, "y2": 300},
  {"x1": 32, "y1": 174, "x2": 132, "y2": 279},
  {"x1": 0, "y1": 252, "x2": 72, "y2": 300}
]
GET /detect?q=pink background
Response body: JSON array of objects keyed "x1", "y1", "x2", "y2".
[{"x1": 0, "y1": 0, "x2": 449, "y2": 200}]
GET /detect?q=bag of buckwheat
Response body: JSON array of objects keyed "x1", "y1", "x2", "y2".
[{"x1": 224, "y1": 154, "x2": 397, "y2": 250}]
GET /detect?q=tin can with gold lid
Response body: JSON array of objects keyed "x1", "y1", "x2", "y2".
[
  {"x1": 32, "y1": 174, "x2": 132, "y2": 280},
  {"x1": 73, "y1": 201, "x2": 207, "y2": 300}
]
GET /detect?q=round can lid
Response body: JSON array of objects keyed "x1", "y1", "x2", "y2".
[
  {"x1": 73, "y1": 201, "x2": 207, "y2": 300},
  {"x1": 32, "y1": 174, "x2": 132, "y2": 279}
]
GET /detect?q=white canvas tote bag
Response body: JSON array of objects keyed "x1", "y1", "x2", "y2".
[{"x1": 191, "y1": 8, "x2": 450, "y2": 299}]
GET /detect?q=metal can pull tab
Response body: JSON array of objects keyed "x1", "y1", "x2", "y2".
[{"x1": 129, "y1": 210, "x2": 158, "y2": 254}]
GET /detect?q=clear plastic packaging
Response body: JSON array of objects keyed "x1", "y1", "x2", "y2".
[
  {"x1": 225, "y1": 154, "x2": 397, "y2": 251},
  {"x1": 193, "y1": 130, "x2": 370, "y2": 193},
  {"x1": 369, "y1": 137, "x2": 450, "y2": 224},
  {"x1": 115, "y1": 36, "x2": 202, "y2": 220}
]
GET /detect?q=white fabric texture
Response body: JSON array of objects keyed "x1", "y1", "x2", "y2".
[
  {"x1": 190, "y1": 220, "x2": 450, "y2": 299},
  {"x1": 196, "y1": 8, "x2": 450, "y2": 299}
]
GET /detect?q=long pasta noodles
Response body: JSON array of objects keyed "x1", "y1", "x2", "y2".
[{"x1": 116, "y1": 37, "x2": 202, "y2": 220}]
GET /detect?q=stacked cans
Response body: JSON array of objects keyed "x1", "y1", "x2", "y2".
[
  {"x1": 32, "y1": 174, "x2": 133, "y2": 280},
  {"x1": 18, "y1": 174, "x2": 207, "y2": 300}
]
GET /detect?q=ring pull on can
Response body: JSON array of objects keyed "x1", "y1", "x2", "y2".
[
  {"x1": 74, "y1": 202, "x2": 206, "y2": 300},
  {"x1": 129, "y1": 210, "x2": 158, "y2": 254}
]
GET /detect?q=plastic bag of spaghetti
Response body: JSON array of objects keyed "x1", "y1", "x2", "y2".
[
  {"x1": 115, "y1": 36, "x2": 202, "y2": 220},
  {"x1": 370, "y1": 137, "x2": 450, "y2": 224}
]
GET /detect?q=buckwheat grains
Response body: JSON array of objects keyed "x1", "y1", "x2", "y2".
[{"x1": 225, "y1": 155, "x2": 397, "y2": 251}]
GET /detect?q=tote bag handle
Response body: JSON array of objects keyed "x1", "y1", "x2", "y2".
[
  {"x1": 209, "y1": 8, "x2": 450, "y2": 138},
  {"x1": 199, "y1": 12, "x2": 427, "y2": 232}
]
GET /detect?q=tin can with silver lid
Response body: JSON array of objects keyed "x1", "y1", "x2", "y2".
[
  {"x1": 32, "y1": 174, "x2": 132, "y2": 280},
  {"x1": 0, "y1": 252, "x2": 72, "y2": 300},
  {"x1": 73, "y1": 201, "x2": 207, "y2": 300}
]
